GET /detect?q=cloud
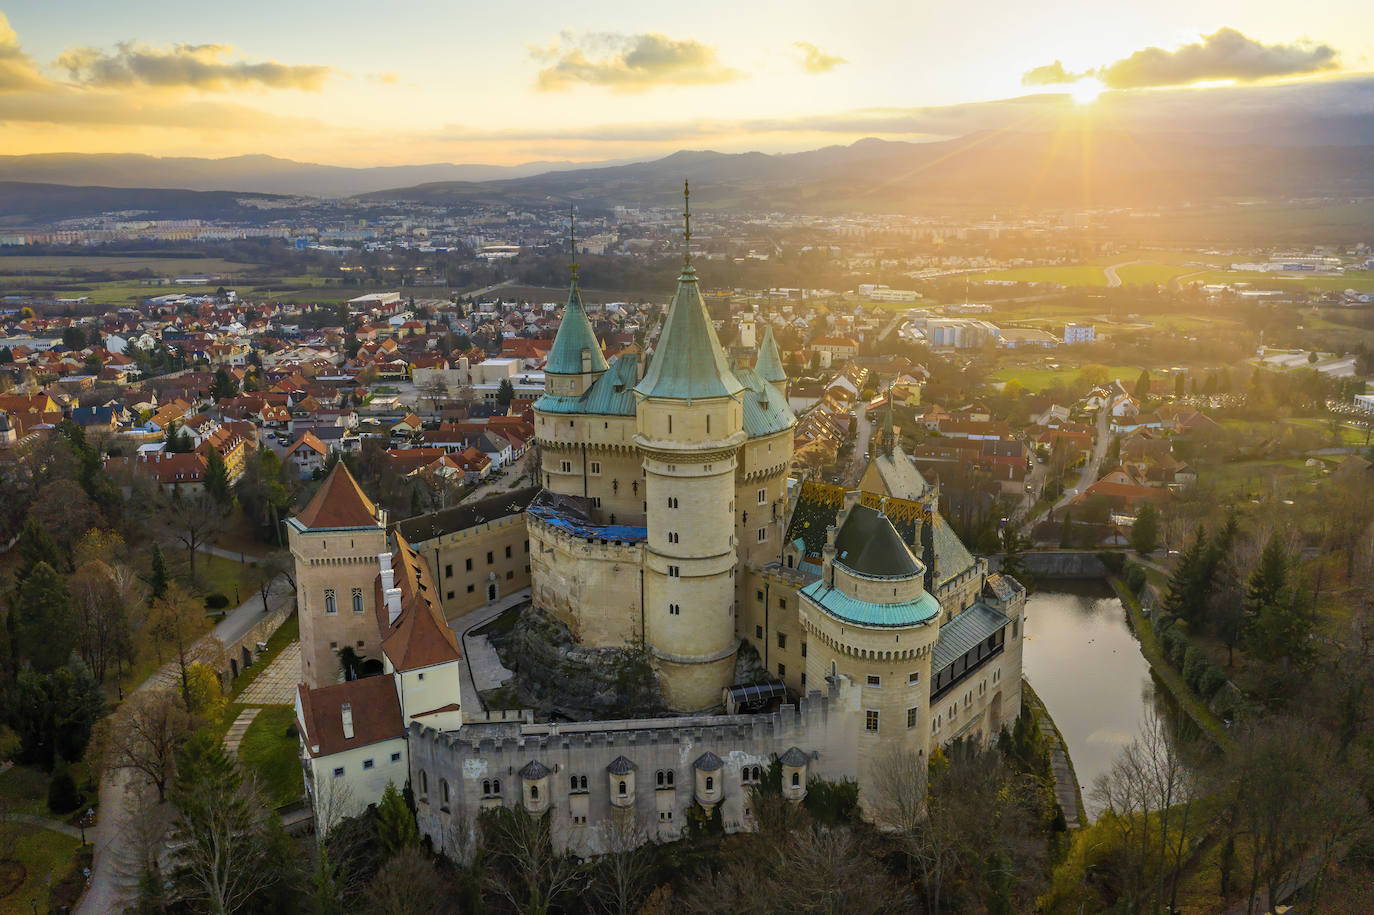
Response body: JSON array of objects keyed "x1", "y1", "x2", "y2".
[
  {"x1": 368, "y1": 71, "x2": 400, "y2": 84},
  {"x1": 0, "y1": 12, "x2": 49, "y2": 91},
  {"x1": 1023, "y1": 28, "x2": 1340, "y2": 91},
  {"x1": 793, "y1": 42, "x2": 847, "y2": 75},
  {"x1": 1021, "y1": 60, "x2": 1090, "y2": 87},
  {"x1": 55, "y1": 41, "x2": 332, "y2": 91},
  {"x1": 533, "y1": 32, "x2": 743, "y2": 92}
]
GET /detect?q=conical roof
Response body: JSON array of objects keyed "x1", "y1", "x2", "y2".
[
  {"x1": 635, "y1": 263, "x2": 742, "y2": 401},
  {"x1": 292, "y1": 462, "x2": 378, "y2": 530},
  {"x1": 833, "y1": 503, "x2": 921, "y2": 578},
  {"x1": 754, "y1": 324, "x2": 787, "y2": 384},
  {"x1": 544, "y1": 281, "x2": 608, "y2": 375}
]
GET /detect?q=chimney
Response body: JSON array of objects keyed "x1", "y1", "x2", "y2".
[
  {"x1": 341, "y1": 702, "x2": 354, "y2": 740},
  {"x1": 378, "y1": 554, "x2": 394, "y2": 591},
  {"x1": 385, "y1": 587, "x2": 403, "y2": 624}
]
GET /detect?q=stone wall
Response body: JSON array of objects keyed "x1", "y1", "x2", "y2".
[{"x1": 994, "y1": 550, "x2": 1112, "y2": 579}]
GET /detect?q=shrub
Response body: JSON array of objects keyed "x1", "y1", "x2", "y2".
[
  {"x1": 1097, "y1": 551, "x2": 1126, "y2": 574},
  {"x1": 1183, "y1": 646, "x2": 1205, "y2": 689},
  {"x1": 1198, "y1": 664, "x2": 1228, "y2": 699},
  {"x1": 1125, "y1": 565, "x2": 1147, "y2": 594},
  {"x1": 204, "y1": 593, "x2": 230, "y2": 610},
  {"x1": 47, "y1": 764, "x2": 81, "y2": 814},
  {"x1": 1163, "y1": 628, "x2": 1189, "y2": 669}
]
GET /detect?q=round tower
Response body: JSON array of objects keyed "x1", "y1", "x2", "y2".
[{"x1": 634, "y1": 182, "x2": 745, "y2": 712}]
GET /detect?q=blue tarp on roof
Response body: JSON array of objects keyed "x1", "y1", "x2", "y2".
[{"x1": 527, "y1": 503, "x2": 646, "y2": 543}]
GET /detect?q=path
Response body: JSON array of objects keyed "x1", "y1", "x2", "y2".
[
  {"x1": 78, "y1": 573, "x2": 294, "y2": 915},
  {"x1": 237, "y1": 642, "x2": 301, "y2": 705},
  {"x1": 1103, "y1": 261, "x2": 1142, "y2": 288},
  {"x1": 194, "y1": 542, "x2": 268, "y2": 563},
  {"x1": 1043, "y1": 731, "x2": 1082, "y2": 829},
  {"x1": 1029, "y1": 403, "x2": 1112, "y2": 528},
  {"x1": 844, "y1": 403, "x2": 871, "y2": 486},
  {"x1": 222, "y1": 708, "x2": 261, "y2": 758},
  {"x1": 447, "y1": 589, "x2": 531, "y2": 713},
  {"x1": 0, "y1": 812, "x2": 85, "y2": 840}
]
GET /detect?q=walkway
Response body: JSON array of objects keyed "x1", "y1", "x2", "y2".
[
  {"x1": 222, "y1": 708, "x2": 261, "y2": 758},
  {"x1": 0, "y1": 812, "x2": 85, "y2": 840},
  {"x1": 237, "y1": 642, "x2": 301, "y2": 705},
  {"x1": 1044, "y1": 731, "x2": 1082, "y2": 829},
  {"x1": 78, "y1": 572, "x2": 295, "y2": 915},
  {"x1": 447, "y1": 589, "x2": 531, "y2": 713}
]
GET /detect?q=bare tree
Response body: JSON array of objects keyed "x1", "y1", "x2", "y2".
[
  {"x1": 89, "y1": 688, "x2": 200, "y2": 802},
  {"x1": 147, "y1": 584, "x2": 221, "y2": 711},
  {"x1": 163, "y1": 491, "x2": 224, "y2": 577},
  {"x1": 70, "y1": 559, "x2": 134, "y2": 682},
  {"x1": 419, "y1": 377, "x2": 449, "y2": 415},
  {"x1": 364, "y1": 847, "x2": 454, "y2": 915},
  {"x1": 589, "y1": 814, "x2": 655, "y2": 915},
  {"x1": 480, "y1": 806, "x2": 585, "y2": 915}
]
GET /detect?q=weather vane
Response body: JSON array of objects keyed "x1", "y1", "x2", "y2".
[{"x1": 683, "y1": 179, "x2": 692, "y2": 266}]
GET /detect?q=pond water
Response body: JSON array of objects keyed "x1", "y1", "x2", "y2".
[{"x1": 1022, "y1": 581, "x2": 1168, "y2": 818}]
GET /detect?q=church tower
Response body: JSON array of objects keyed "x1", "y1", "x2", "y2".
[
  {"x1": 634, "y1": 183, "x2": 745, "y2": 711},
  {"x1": 287, "y1": 463, "x2": 389, "y2": 688}
]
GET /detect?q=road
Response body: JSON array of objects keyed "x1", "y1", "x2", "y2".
[
  {"x1": 77, "y1": 574, "x2": 295, "y2": 915},
  {"x1": 1029, "y1": 405, "x2": 1112, "y2": 529},
  {"x1": 1104, "y1": 261, "x2": 1142, "y2": 288},
  {"x1": 875, "y1": 313, "x2": 904, "y2": 343},
  {"x1": 844, "y1": 403, "x2": 871, "y2": 486}
]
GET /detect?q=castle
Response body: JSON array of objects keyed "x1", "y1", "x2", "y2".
[{"x1": 292, "y1": 186, "x2": 1025, "y2": 852}]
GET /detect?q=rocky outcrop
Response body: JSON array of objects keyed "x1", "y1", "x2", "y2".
[{"x1": 490, "y1": 604, "x2": 667, "y2": 720}]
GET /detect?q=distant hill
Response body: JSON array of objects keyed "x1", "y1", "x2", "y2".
[
  {"x1": 0, "y1": 153, "x2": 627, "y2": 198},
  {"x1": 361, "y1": 133, "x2": 1374, "y2": 213},
  {"x1": 0, "y1": 182, "x2": 295, "y2": 224}
]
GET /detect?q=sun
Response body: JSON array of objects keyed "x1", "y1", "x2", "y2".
[{"x1": 1069, "y1": 78, "x2": 1104, "y2": 105}]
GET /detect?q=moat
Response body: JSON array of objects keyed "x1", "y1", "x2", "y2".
[{"x1": 1022, "y1": 581, "x2": 1164, "y2": 819}]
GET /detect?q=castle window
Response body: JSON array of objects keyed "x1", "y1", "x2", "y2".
[
  {"x1": 778, "y1": 597, "x2": 786, "y2": 610},
  {"x1": 668, "y1": 566, "x2": 679, "y2": 578},
  {"x1": 530, "y1": 785, "x2": 539, "y2": 800},
  {"x1": 619, "y1": 780, "x2": 627, "y2": 796},
  {"x1": 667, "y1": 415, "x2": 672, "y2": 434},
  {"x1": 669, "y1": 603, "x2": 681, "y2": 616},
  {"x1": 908, "y1": 707, "x2": 919, "y2": 728},
  {"x1": 440, "y1": 779, "x2": 450, "y2": 810},
  {"x1": 352, "y1": 588, "x2": 363, "y2": 612},
  {"x1": 487, "y1": 551, "x2": 494, "y2": 564},
  {"x1": 420, "y1": 770, "x2": 428, "y2": 795},
  {"x1": 755, "y1": 625, "x2": 763, "y2": 639},
  {"x1": 778, "y1": 663, "x2": 785, "y2": 677},
  {"x1": 525, "y1": 540, "x2": 529, "y2": 552},
  {"x1": 757, "y1": 528, "x2": 767, "y2": 543},
  {"x1": 482, "y1": 779, "x2": 491, "y2": 795},
  {"x1": 908, "y1": 672, "x2": 920, "y2": 685},
  {"x1": 363, "y1": 758, "x2": 374, "y2": 770},
  {"x1": 865, "y1": 710, "x2": 880, "y2": 732},
  {"x1": 867, "y1": 675, "x2": 881, "y2": 687},
  {"x1": 590, "y1": 461, "x2": 601, "y2": 474},
  {"x1": 466, "y1": 558, "x2": 473, "y2": 571},
  {"x1": 560, "y1": 460, "x2": 571, "y2": 473},
  {"x1": 792, "y1": 772, "x2": 801, "y2": 788},
  {"x1": 800, "y1": 643, "x2": 807, "y2": 657},
  {"x1": 467, "y1": 584, "x2": 475, "y2": 593},
  {"x1": 505, "y1": 545, "x2": 512, "y2": 559},
  {"x1": 391, "y1": 752, "x2": 401, "y2": 763},
  {"x1": 756, "y1": 590, "x2": 764, "y2": 602},
  {"x1": 757, "y1": 488, "x2": 766, "y2": 504},
  {"x1": 705, "y1": 776, "x2": 714, "y2": 791},
  {"x1": 777, "y1": 633, "x2": 786, "y2": 649},
  {"x1": 506, "y1": 571, "x2": 514, "y2": 580},
  {"x1": 333, "y1": 767, "x2": 344, "y2": 778},
  {"x1": 667, "y1": 531, "x2": 678, "y2": 543},
  {"x1": 324, "y1": 590, "x2": 336, "y2": 614},
  {"x1": 447, "y1": 591, "x2": 454, "y2": 600},
  {"x1": 801, "y1": 672, "x2": 807, "y2": 686},
  {"x1": 445, "y1": 564, "x2": 453, "y2": 578}
]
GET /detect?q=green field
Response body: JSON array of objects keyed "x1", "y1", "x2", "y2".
[
  {"x1": 0, "y1": 255, "x2": 249, "y2": 274},
  {"x1": 990, "y1": 362, "x2": 1146, "y2": 391},
  {"x1": 1186, "y1": 270, "x2": 1374, "y2": 293},
  {"x1": 968, "y1": 265, "x2": 1114, "y2": 286},
  {"x1": 1113, "y1": 263, "x2": 1200, "y2": 285},
  {"x1": 0, "y1": 824, "x2": 83, "y2": 915},
  {"x1": 237, "y1": 706, "x2": 303, "y2": 808}
]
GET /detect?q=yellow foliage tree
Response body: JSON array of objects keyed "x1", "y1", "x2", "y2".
[{"x1": 185, "y1": 663, "x2": 226, "y2": 720}]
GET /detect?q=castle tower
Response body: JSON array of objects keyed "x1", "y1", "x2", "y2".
[
  {"x1": 797, "y1": 497, "x2": 941, "y2": 817},
  {"x1": 754, "y1": 324, "x2": 788, "y2": 400},
  {"x1": 541, "y1": 213, "x2": 608, "y2": 400},
  {"x1": 634, "y1": 182, "x2": 745, "y2": 711},
  {"x1": 287, "y1": 463, "x2": 389, "y2": 688}
]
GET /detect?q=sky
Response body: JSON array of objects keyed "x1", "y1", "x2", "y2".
[{"x1": 1, "y1": 0, "x2": 1372, "y2": 166}]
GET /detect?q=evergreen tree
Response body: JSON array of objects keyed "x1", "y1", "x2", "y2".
[
  {"x1": 15, "y1": 561, "x2": 79, "y2": 673},
  {"x1": 496, "y1": 377, "x2": 515, "y2": 408},
  {"x1": 1246, "y1": 536, "x2": 1289, "y2": 611},
  {"x1": 149, "y1": 542, "x2": 170, "y2": 600},
  {"x1": 1133, "y1": 369, "x2": 1151, "y2": 400},
  {"x1": 1162, "y1": 526, "x2": 1209, "y2": 624},
  {"x1": 998, "y1": 524, "x2": 1034, "y2": 593},
  {"x1": 9, "y1": 662, "x2": 106, "y2": 768},
  {"x1": 375, "y1": 782, "x2": 420, "y2": 856},
  {"x1": 0, "y1": 345, "x2": 12, "y2": 364},
  {"x1": 15, "y1": 517, "x2": 59, "y2": 583},
  {"x1": 210, "y1": 367, "x2": 238, "y2": 400},
  {"x1": 1130, "y1": 501, "x2": 1159, "y2": 554},
  {"x1": 204, "y1": 446, "x2": 231, "y2": 505}
]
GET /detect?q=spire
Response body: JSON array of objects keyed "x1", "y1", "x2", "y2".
[
  {"x1": 543, "y1": 212, "x2": 607, "y2": 378},
  {"x1": 682, "y1": 179, "x2": 692, "y2": 268},
  {"x1": 880, "y1": 385, "x2": 896, "y2": 457},
  {"x1": 754, "y1": 323, "x2": 786, "y2": 385},
  {"x1": 635, "y1": 179, "x2": 742, "y2": 402}
]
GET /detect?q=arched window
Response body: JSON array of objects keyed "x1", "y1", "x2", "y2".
[
  {"x1": 492, "y1": 778, "x2": 501, "y2": 795},
  {"x1": 483, "y1": 779, "x2": 491, "y2": 795},
  {"x1": 656, "y1": 771, "x2": 664, "y2": 787},
  {"x1": 324, "y1": 590, "x2": 337, "y2": 614},
  {"x1": 579, "y1": 775, "x2": 587, "y2": 790},
  {"x1": 705, "y1": 776, "x2": 714, "y2": 791},
  {"x1": 352, "y1": 589, "x2": 363, "y2": 613},
  {"x1": 530, "y1": 785, "x2": 539, "y2": 800},
  {"x1": 441, "y1": 779, "x2": 450, "y2": 809},
  {"x1": 792, "y1": 772, "x2": 801, "y2": 787},
  {"x1": 571, "y1": 776, "x2": 579, "y2": 790},
  {"x1": 618, "y1": 780, "x2": 627, "y2": 796}
]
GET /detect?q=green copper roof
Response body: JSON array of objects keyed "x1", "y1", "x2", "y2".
[
  {"x1": 833, "y1": 504, "x2": 923, "y2": 578},
  {"x1": 734, "y1": 366, "x2": 796, "y2": 438},
  {"x1": 635, "y1": 264, "x2": 743, "y2": 401},
  {"x1": 544, "y1": 281, "x2": 608, "y2": 376},
  {"x1": 801, "y1": 579, "x2": 940, "y2": 628},
  {"x1": 535, "y1": 352, "x2": 640, "y2": 416},
  {"x1": 754, "y1": 324, "x2": 787, "y2": 384}
]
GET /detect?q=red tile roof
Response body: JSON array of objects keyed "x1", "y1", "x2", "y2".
[
  {"x1": 296, "y1": 676, "x2": 403, "y2": 758},
  {"x1": 377, "y1": 533, "x2": 462, "y2": 672},
  {"x1": 292, "y1": 463, "x2": 379, "y2": 530}
]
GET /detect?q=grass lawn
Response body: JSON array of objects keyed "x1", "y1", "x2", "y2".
[
  {"x1": 0, "y1": 823, "x2": 82, "y2": 915},
  {"x1": 1113, "y1": 263, "x2": 1200, "y2": 286},
  {"x1": 184, "y1": 552, "x2": 270, "y2": 607},
  {"x1": 1204, "y1": 459, "x2": 1316, "y2": 499},
  {"x1": 237, "y1": 706, "x2": 303, "y2": 808},
  {"x1": 968, "y1": 265, "x2": 1113, "y2": 286},
  {"x1": 0, "y1": 255, "x2": 251, "y2": 274},
  {"x1": 1187, "y1": 270, "x2": 1374, "y2": 293},
  {"x1": 0, "y1": 764, "x2": 50, "y2": 818},
  {"x1": 990, "y1": 362, "x2": 1145, "y2": 391}
]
